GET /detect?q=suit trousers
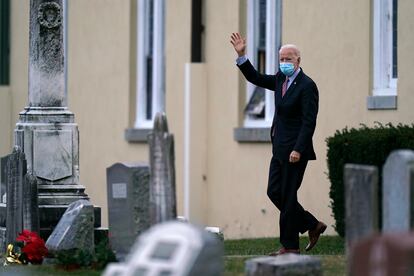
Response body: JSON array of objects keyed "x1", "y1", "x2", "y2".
[{"x1": 267, "y1": 156, "x2": 318, "y2": 249}]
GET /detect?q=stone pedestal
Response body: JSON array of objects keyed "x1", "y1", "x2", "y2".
[
  {"x1": 148, "y1": 113, "x2": 177, "y2": 225},
  {"x1": 0, "y1": 0, "x2": 104, "y2": 250},
  {"x1": 245, "y1": 255, "x2": 322, "y2": 276},
  {"x1": 382, "y1": 150, "x2": 414, "y2": 232}
]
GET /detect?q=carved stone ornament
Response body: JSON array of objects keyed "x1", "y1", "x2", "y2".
[{"x1": 37, "y1": 2, "x2": 62, "y2": 29}]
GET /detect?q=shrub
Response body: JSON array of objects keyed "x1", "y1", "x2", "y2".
[
  {"x1": 326, "y1": 123, "x2": 414, "y2": 237},
  {"x1": 56, "y1": 235, "x2": 116, "y2": 270}
]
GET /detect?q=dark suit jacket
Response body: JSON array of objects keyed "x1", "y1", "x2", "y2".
[{"x1": 238, "y1": 60, "x2": 318, "y2": 161}]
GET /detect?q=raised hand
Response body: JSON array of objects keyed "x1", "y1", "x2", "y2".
[{"x1": 230, "y1": 32, "x2": 246, "y2": 57}]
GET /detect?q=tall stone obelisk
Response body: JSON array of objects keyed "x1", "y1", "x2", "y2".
[{"x1": 0, "y1": 0, "x2": 101, "y2": 245}]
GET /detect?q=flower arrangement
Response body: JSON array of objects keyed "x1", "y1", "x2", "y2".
[{"x1": 4, "y1": 230, "x2": 48, "y2": 265}]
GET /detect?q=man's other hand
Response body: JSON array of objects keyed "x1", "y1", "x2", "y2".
[
  {"x1": 230, "y1": 32, "x2": 246, "y2": 57},
  {"x1": 289, "y1": 151, "x2": 301, "y2": 163}
]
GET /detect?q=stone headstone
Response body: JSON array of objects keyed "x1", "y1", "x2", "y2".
[
  {"x1": 23, "y1": 173, "x2": 39, "y2": 233},
  {"x1": 106, "y1": 162, "x2": 150, "y2": 260},
  {"x1": 0, "y1": 156, "x2": 7, "y2": 203},
  {"x1": 5, "y1": 147, "x2": 26, "y2": 245},
  {"x1": 349, "y1": 232, "x2": 414, "y2": 276},
  {"x1": 102, "y1": 221, "x2": 223, "y2": 276},
  {"x1": 344, "y1": 164, "x2": 379, "y2": 252},
  {"x1": 45, "y1": 200, "x2": 94, "y2": 254},
  {"x1": 148, "y1": 113, "x2": 177, "y2": 225},
  {"x1": 383, "y1": 150, "x2": 414, "y2": 232},
  {"x1": 245, "y1": 255, "x2": 322, "y2": 276},
  {"x1": 0, "y1": 0, "x2": 103, "y2": 251}
]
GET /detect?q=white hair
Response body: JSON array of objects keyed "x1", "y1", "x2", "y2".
[{"x1": 279, "y1": 44, "x2": 301, "y2": 57}]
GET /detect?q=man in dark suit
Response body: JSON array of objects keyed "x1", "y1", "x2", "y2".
[{"x1": 230, "y1": 32, "x2": 326, "y2": 255}]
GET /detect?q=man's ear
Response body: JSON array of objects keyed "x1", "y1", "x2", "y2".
[{"x1": 297, "y1": 56, "x2": 301, "y2": 64}]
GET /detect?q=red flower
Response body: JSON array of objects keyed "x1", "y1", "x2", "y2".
[{"x1": 16, "y1": 230, "x2": 48, "y2": 264}]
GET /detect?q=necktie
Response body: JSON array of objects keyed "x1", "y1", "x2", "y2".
[{"x1": 282, "y1": 77, "x2": 289, "y2": 97}]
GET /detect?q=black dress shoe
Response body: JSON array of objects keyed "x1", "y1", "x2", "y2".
[{"x1": 305, "y1": 221, "x2": 327, "y2": 251}]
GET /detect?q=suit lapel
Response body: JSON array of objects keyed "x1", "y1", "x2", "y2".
[{"x1": 281, "y1": 69, "x2": 304, "y2": 102}]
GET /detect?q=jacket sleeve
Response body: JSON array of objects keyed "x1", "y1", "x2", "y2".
[
  {"x1": 294, "y1": 81, "x2": 319, "y2": 153},
  {"x1": 237, "y1": 59, "x2": 276, "y2": 91}
]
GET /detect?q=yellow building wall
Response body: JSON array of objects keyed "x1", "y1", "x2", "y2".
[
  {"x1": 0, "y1": 87, "x2": 11, "y2": 156},
  {"x1": 67, "y1": 0, "x2": 149, "y2": 227},
  {"x1": 165, "y1": 0, "x2": 192, "y2": 219},
  {"x1": 3, "y1": 0, "x2": 414, "y2": 239}
]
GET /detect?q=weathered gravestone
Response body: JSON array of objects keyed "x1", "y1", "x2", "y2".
[
  {"x1": 106, "y1": 162, "x2": 150, "y2": 260},
  {"x1": 0, "y1": 157, "x2": 6, "y2": 203},
  {"x1": 344, "y1": 164, "x2": 379, "y2": 253},
  {"x1": 245, "y1": 255, "x2": 322, "y2": 276},
  {"x1": 0, "y1": 146, "x2": 39, "y2": 249},
  {"x1": 148, "y1": 113, "x2": 177, "y2": 225},
  {"x1": 0, "y1": 0, "x2": 104, "y2": 250},
  {"x1": 349, "y1": 232, "x2": 414, "y2": 276},
  {"x1": 103, "y1": 221, "x2": 223, "y2": 276},
  {"x1": 4, "y1": 147, "x2": 26, "y2": 246},
  {"x1": 22, "y1": 173, "x2": 39, "y2": 233},
  {"x1": 45, "y1": 200, "x2": 94, "y2": 255},
  {"x1": 383, "y1": 150, "x2": 414, "y2": 232}
]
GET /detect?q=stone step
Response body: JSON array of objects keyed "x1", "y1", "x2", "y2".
[
  {"x1": 37, "y1": 184, "x2": 87, "y2": 193},
  {"x1": 37, "y1": 195, "x2": 90, "y2": 205},
  {"x1": 0, "y1": 226, "x2": 108, "y2": 253},
  {"x1": 0, "y1": 204, "x2": 102, "y2": 228}
]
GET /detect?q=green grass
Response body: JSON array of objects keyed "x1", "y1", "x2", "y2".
[
  {"x1": 0, "y1": 265, "x2": 101, "y2": 276},
  {"x1": 224, "y1": 255, "x2": 346, "y2": 276},
  {"x1": 0, "y1": 236, "x2": 345, "y2": 275},
  {"x1": 224, "y1": 235, "x2": 346, "y2": 275},
  {"x1": 224, "y1": 235, "x2": 345, "y2": 256}
]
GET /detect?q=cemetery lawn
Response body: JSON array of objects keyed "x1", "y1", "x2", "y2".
[
  {"x1": 224, "y1": 235, "x2": 346, "y2": 275},
  {"x1": 0, "y1": 236, "x2": 345, "y2": 275}
]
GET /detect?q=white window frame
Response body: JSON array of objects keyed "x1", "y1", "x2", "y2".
[
  {"x1": 373, "y1": 0, "x2": 397, "y2": 96},
  {"x1": 244, "y1": 0, "x2": 282, "y2": 128},
  {"x1": 135, "y1": 0, "x2": 165, "y2": 129}
]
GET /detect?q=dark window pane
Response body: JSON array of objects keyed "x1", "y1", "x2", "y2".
[
  {"x1": 146, "y1": 56, "x2": 153, "y2": 120},
  {"x1": 247, "y1": 0, "x2": 267, "y2": 120},
  {"x1": 0, "y1": 0, "x2": 10, "y2": 85},
  {"x1": 392, "y1": 0, "x2": 398, "y2": 78},
  {"x1": 245, "y1": 86, "x2": 265, "y2": 119},
  {"x1": 146, "y1": 0, "x2": 154, "y2": 120},
  {"x1": 257, "y1": 49, "x2": 266, "y2": 74}
]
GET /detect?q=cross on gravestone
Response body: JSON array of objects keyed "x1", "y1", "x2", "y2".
[
  {"x1": 245, "y1": 255, "x2": 322, "y2": 276},
  {"x1": 45, "y1": 200, "x2": 95, "y2": 255},
  {"x1": 148, "y1": 113, "x2": 177, "y2": 225},
  {"x1": 344, "y1": 164, "x2": 379, "y2": 253},
  {"x1": 102, "y1": 221, "x2": 223, "y2": 276},
  {"x1": 382, "y1": 150, "x2": 414, "y2": 232},
  {"x1": 106, "y1": 162, "x2": 151, "y2": 260}
]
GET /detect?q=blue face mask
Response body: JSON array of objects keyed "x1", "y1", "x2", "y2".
[{"x1": 279, "y1": 62, "x2": 295, "y2": 77}]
